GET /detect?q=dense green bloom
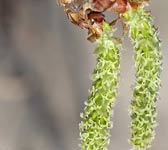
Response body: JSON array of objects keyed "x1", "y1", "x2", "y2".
[
  {"x1": 79, "y1": 23, "x2": 121, "y2": 150},
  {"x1": 124, "y1": 7, "x2": 162, "y2": 150}
]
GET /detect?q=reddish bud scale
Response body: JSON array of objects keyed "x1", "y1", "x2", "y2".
[{"x1": 58, "y1": 0, "x2": 142, "y2": 41}]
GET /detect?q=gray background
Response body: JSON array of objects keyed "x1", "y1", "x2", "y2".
[{"x1": 0, "y1": 0, "x2": 167, "y2": 150}]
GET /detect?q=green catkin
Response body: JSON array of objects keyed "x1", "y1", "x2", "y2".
[
  {"x1": 124, "y1": 7, "x2": 162, "y2": 150},
  {"x1": 79, "y1": 23, "x2": 121, "y2": 150}
]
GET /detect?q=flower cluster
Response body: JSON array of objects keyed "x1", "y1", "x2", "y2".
[
  {"x1": 124, "y1": 7, "x2": 162, "y2": 149},
  {"x1": 79, "y1": 23, "x2": 121, "y2": 150}
]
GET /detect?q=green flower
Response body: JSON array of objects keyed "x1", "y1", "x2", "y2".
[
  {"x1": 124, "y1": 7, "x2": 162, "y2": 150},
  {"x1": 79, "y1": 23, "x2": 121, "y2": 150}
]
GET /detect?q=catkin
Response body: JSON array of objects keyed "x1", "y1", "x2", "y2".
[
  {"x1": 124, "y1": 7, "x2": 162, "y2": 150},
  {"x1": 79, "y1": 23, "x2": 121, "y2": 150}
]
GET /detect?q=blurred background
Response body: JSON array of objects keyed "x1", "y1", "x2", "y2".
[{"x1": 0, "y1": 0, "x2": 167, "y2": 150}]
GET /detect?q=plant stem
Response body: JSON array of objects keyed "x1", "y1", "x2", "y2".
[
  {"x1": 79, "y1": 23, "x2": 121, "y2": 150},
  {"x1": 124, "y1": 7, "x2": 162, "y2": 150}
]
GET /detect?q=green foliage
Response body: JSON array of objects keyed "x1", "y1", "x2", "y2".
[
  {"x1": 79, "y1": 23, "x2": 121, "y2": 150},
  {"x1": 124, "y1": 7, "x2": 162, "y2": 150}
]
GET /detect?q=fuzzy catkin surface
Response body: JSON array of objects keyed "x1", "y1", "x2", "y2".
[
  {"x1": 79, "y1": 23, "x2": 121, "y2": 150},
  {"x1": 124, "y1": 7, "x2": 162, "y2": 150}
]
